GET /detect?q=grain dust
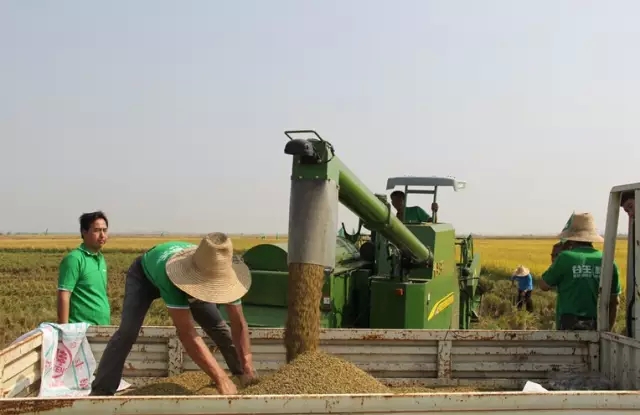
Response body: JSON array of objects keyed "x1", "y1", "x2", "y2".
[{"x1": 284, "y1": 262, "x2": 325, "y2": 363}]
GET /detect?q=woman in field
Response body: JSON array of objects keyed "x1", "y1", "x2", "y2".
[{"x1": 511, "y1": 265, "x2": 534, "y2": 312}]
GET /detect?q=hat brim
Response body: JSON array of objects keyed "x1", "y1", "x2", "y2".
[
  {"x1": 513, "y1": 269, "x2": 530, "y2": 277},
  {"x1": 165, "y1": 247, "x2": 252, "y2": 304},
  {"x1": 558, "y1": 230, "x2": 604, "y2": 243}
]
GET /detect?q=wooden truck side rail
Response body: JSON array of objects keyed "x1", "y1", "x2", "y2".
[
  {"x1": 1, "y1": 327, "x2": 640, "y2": 415},
  {"x1": 1, "y1": 326, "x2": 604, "y2": 397}
]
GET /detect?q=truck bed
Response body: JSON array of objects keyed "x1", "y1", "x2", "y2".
[{"x1": 1, "y1": 327, "x2": 639, "y2": 414}]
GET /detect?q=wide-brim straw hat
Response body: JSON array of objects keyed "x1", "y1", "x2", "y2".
[
  {"x1": 557, "y1": 212, "x2": 604, "y2": 243},
  {"x1": 165, "y1": 232, "x2": 252, "y2": 304},
  {"x1": 512, "y1": 265, "x2": 530, "y2": 277}
]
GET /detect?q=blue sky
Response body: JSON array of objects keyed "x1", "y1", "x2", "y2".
[{"x1": 2, "y1": 0, "x2": 638, "y2": 235}]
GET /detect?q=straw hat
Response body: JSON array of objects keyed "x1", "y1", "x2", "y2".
[
  {"x1": 557, "y1": 212, "x2": 603, "y2": 243},
  {"x1": 512, "y1": 265, "x2": 530, "y2": 277},
  {"x1": 165, "y1": 232, "x2": 252, "y2": 304}
]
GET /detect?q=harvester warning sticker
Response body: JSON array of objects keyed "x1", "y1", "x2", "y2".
[
  {"x1": 433, "y1": 261, "x2": 444, "y2": 277},
  {"x1": 427, "y1": 292, "x2": 455, "y2": 321}
]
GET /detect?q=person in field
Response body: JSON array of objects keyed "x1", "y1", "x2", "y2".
[
  {"x1": 390, "y1": 190, "x2": 437, "y2": 223},
  {"x1": 510, "y1": 265, "x2": 534, "y2": 312},
  {"x1": 539, "y1": 212, "x2": 620, "y2": 330},
  {"x1": 90, "y1": 232, "x2": 256, "y2": 396},
  {"x1": 57, "y1": 211, "x2": 110, "y2": 325}
]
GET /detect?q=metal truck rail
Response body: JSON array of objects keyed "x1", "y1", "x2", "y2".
[{"x1": 2, "y1": 327, "x2": 640, "y2": 414}]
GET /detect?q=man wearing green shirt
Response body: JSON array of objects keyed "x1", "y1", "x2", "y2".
[
  {"x1": 390, "y1": 190, "x2": 436, "y2": 223},
  {"x1": 57, "y1": 211, "x2": 110, "y2": 325},
  {"x1": 91, "y1": 232, "x2": 256, "y2": 396},
  {"x1": 540, "y1": 212, "x2": 620, "y2": 330}
]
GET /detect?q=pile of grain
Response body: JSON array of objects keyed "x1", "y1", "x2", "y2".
[
  {"x1": 241, "y1": 350, "x2": 390, "y2": 395},
  {"x1": 121, "y1": 371, "x2": 223, "y2": 396},
  {"x1": 284, "y1": 263, "x2": 325, "y2": 362},
  {"x1": 122, "y1": 351, "x2": 390, "y2": 396}
]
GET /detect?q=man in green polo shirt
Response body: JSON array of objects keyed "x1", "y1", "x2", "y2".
[
  {"x1": 540, "y1": 212, "x2": 620, "y2": 330},
  {"x1": 390, "y1": 190, "x2": 436, "y2": 223},
  {"x1": 91, "y1": 233, "x2": 256, "y2": 396},
  {"x1": 57, "y1": 211, "x2": 110, "y2": 325}
]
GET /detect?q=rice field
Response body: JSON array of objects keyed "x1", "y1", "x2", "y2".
[{"x1": 0, "y1": 234, "x2": 630, "y2": 348}]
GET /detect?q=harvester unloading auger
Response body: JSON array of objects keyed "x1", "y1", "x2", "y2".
[{"x1": 220, "y1": 130, "x2": 484, "y2": 361}]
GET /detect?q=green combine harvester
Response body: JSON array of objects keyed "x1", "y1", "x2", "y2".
[{"x1": 222, "y1": 130, "x2": 484, "y2": 330}]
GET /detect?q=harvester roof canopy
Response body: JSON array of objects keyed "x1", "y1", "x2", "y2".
[{"x1": 386, "y1": 176, "x2": 466, "y2": 192}]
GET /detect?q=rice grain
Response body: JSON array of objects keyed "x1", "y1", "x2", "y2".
[
  {"x1": 242, "y1": 351, "x2": 390, "y2": 395},
  {"x1": 284, "y1": 262, "x2": 325, "y2": 363}
]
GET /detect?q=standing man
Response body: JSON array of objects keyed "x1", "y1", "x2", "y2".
[
  {"x1": 511, "y1": 265, "x2": 534, "y2": 312},
  {"x1": 539, "y1": 212, "x2": 620, "y2": 330},
  {"x1": 90, "y1": 232, "x2": 256, "y2": 396},
  {"x1": 390, "y1": 190, "x2": 437, "y2": 223},
  {"x1": 620, "y1": 191, "x2": 636, "y2": 338},
  {"x1": 57, "y1": 211, "x2": 110, "y2": 325}
]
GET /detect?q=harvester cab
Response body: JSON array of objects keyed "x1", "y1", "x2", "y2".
[
  {"x1": 379, "y1": 176, "x2": 482, "y2": 328},
  {"x1": 225, "y1": 130, "x2": 484, "y2": 331},
  {"x1": 385, "y1": 176, "x2": 467, "y2": 225}
]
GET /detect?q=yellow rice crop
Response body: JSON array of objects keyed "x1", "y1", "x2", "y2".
[
  {"x1": 474, "y1": 238, "x2": 628, "y2": 289},
  {"x1": 0, "y1": 234, "x2": 285, "y2": 252}
]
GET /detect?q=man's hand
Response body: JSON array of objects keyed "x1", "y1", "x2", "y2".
[
  {"x1": 168, "y1": 308, "x2": 237, "y2": 395},
  {"x1": 551, "y1": 241, "x2": 566, "y2": 263},
  {"x1": 539, "y1": 279, "x2": 552, "y2": 291},
  {"x1": 238, "y1": 353, "x2": 258, "y2": 385},
  {"x1": 240, "y1": 368, "x2": 259, "y2": 387},
  {"x1": 217, "y1": 375, "x2": 238, "y2": 394}
]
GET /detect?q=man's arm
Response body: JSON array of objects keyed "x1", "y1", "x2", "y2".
[
  {"x1": 167, "y1": 308, "x2": 237, "y2": 394},
  {"x1": 225, "y1": 303, "x2": 254, "y2": 373},
  {"x1": 551, "y1": 242, "x2": 565, "y2": 263},
  {"x1": 609, "y1": 295, "x2": 619, "y2": 330},
  {"x1": 539, "y1": 253, "x2": 566, "y2": 292},
  {"x1": 57, "y1": 255, "x2": 80, "y2": 324},
  {"x1": 57, "y1": 291, "x2": 72, "y2": 324},
  {"x1": 417, "y1": 207, "x2": 431, "y2": 222},
  {"x1": 608, "y1": 263, "x2": 622, "y2": 330},
  {"x1": 539, "y1": 278, "x2": 552, "y2": 291}
]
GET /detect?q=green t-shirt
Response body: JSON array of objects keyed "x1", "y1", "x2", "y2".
[
  {"x1": 141, "y1": 241, "x2": 196, "y2": 309},
  {"x1": 403, "y1": 206, "x2": 432, "y2": 223},
  {"x1": 140, "y1": 241, "x2": 244, "y2": 309},
  {"x1": 542, "y1": 246, "x2": 621, "y2": 328},
  {"x1": 57, "y1": 244, "x2": 110, "y2": 325}
]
